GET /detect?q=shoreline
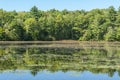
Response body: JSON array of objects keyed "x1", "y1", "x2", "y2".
[{"x1": 0, "y1": 40, "x2": 120, "y2": 44}]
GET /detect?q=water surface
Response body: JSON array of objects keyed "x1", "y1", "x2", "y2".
[{"x1": 0, "y1": 41, "x2": 120, "y2": 80}]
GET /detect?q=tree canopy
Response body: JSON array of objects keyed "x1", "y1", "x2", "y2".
[{"x1": 0, "y1": 6, "x2": 120, "y2": 41}]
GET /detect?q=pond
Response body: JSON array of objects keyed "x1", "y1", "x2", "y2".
[{"x1": 0, "y1": 41, "x2": 120, "y2": 80}]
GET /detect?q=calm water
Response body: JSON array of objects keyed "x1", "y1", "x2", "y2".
[{"x1": 0, "y1": 41, "x2": 120, "y2": 80}]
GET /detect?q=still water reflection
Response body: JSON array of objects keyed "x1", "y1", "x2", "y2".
[{"x1": 0, "y1": 42, "x2": 120, "y2": 80}]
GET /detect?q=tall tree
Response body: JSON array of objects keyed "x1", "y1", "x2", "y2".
[{"x1": 30, "y1": 6, "x2": 40, "y2": 21}]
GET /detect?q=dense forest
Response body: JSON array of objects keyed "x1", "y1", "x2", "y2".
[{"x1": 0, "y1": 6, "x2": 120, "y2": 41}]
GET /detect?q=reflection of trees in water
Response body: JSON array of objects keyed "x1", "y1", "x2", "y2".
[
  {"x1": 30, "y1": 66, "x2": 39, "y2": 76},
  {"x1": 0, "y1": 45, "x2": 120, "y2": 77}
]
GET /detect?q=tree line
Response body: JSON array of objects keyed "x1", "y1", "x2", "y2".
[{"x1": 0, "y1": 6, "x2": 120, "y2": 41}]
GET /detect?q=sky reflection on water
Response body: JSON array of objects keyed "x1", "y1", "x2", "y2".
[{"x1": 0, "y1": 70, "x2": 120, "y2": 80}]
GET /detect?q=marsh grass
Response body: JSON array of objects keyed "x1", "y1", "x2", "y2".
[{"x1": 0, "y1": 41, "x2": 120, "y2": 49}]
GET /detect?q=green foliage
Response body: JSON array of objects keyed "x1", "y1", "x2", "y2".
[
  {"x1": 4, "y1": 19, "x2": 24, "y2": 40},
  {"x1": 116, "y1": 27, "x2": 120, "y2": 41},
  {"x1": 1, "y1": 6, "x2": 120, "y2": 41},
  {"x1": 104, "y1": 27, "x2": 116, "y2": 41},
  {"x1": 0, "y1": 27, "x2": 4, "y2": 40},
  {"x1": 30, "y1": 6, "x2": 41, "y2": 21}
]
